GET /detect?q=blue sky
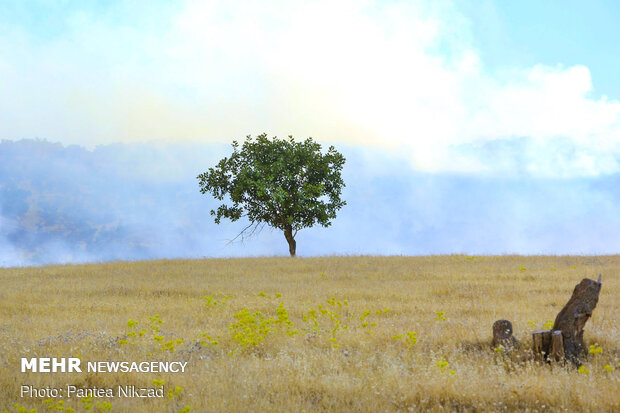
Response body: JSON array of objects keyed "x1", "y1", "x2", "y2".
[
  {"x1": 457, "y1": 0, "x2": 620, "y2": 100},
  {"x1": 0, "y1": 1, "x2": 619, "y2": 263}
]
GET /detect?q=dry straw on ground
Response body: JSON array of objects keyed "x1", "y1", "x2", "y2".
[{"x1": 0, "y1": 255, "x2": 618, "y2": 412}]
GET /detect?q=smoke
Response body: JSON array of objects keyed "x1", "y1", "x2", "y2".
[{"x1": 0, "y1": 138, "x2": 618, "y2": 267}]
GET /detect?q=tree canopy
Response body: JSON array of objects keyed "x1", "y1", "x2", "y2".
[{"x1": 197, "y1": 134, "x2": 346, "y2": 256}]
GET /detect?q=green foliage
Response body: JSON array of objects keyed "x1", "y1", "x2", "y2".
[
  {"x1": 405, "y1": 331, "x2": 418, "y2": 348},
  {"x1": 393, "y1": 331, "x2": 417, "y2": 349},
  {"x1": 274, "y1": 302, "x2": 298, "y2": 337},
  {"x1": 578, "y1": 365, "x2": 590, "y2": 374},
  {"x1": 202, "y1": 292, "x2": 231, "y2": 307},
  {"x1": 120, "y1": 314, "x2": 187, "y2": 354},
  {"x1": 303, "y1": 297, "x2": 350, "y2": 339},
  {"x1": 6, "y1": 404, "x2": 36, "y2": 413},
  {"x1": 229, "y1": 309, "x2": 274, "y2": 347},
  {"x1": 228, "y1": 301, "x2": 299, "y2": 348},
  {"x1": 80, "y1": 398, "x2": 111, "y2": 412},
  {"x1": 43, "y1": 400, "x2": 77, "y2": 412},
  {"x1": 436, "y1": 357, "x2": 456, "y2": 375},
  {"x1": 197, "y1": 134, "x2": 346, "y2": 255},
  {"x1": 301, "y1": 297, "x2": 389, "y2": 348},
  {"x1": 167, "y1": 386, "x2": 184, "y2": 401},
  {"x1": 589, "y1": 344, "x2": 603, "y2": 355}
]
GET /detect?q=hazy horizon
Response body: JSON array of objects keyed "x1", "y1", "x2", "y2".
[{"x1": 1, "y1": 138, "x2": 618, "y2": 267}]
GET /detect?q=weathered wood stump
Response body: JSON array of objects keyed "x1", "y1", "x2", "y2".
[
  {"x1": 550, "y1": 331, "x2": 564, "y2": 362},
  {"x1": 532, "y1": 330, "x2": 566, "y2": 362},
  {"x1": 492, "y1": 319, "x2": 520, "y2": 350},
  {"x1": 532, "y1": 329, "x2": 551, "y2": 362},
  {"x1": 552, "y1": 275, "x2": 602, "y2": 364},
  {"x1": 531, "y1": 275, "x2": 602, "y2": 365}
]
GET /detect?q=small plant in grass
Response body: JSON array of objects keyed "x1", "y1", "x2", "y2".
[
  {"x1": 150, "y1": 314, "x2": 163, "y2": 332},
  {"x1": 359, "y1": 310, "x2": 371, "y2": 328},
  {"x1": 167, "y1": 386, "x2": 184, "y2": 401},
  {"x1": 578, "y1": 365, "x2": 590, "y2": 374},
  {"x1": 304, "y1": 302, "x2": 345, "y2": 334},
  {"x1": 435, "y1": 311, "x2": 446, "y2": 322},
  {"x1": 95, "y1": 401, "x2": 113, "y2": 411},
  {"x1": 303, "y1": 309, "x2": 320, "y2": 333},
  {"x1": 202, "y1": 292, "x2": 231, "y2": 307},
  {"x1": 436, "y1": 356, "x2": 455, "y2": 375},
  {"x1": 80, "y1": 398, "x2": 112, "y2": 412},
  {"x1": 44, "y1": 399, "x2": 76, "y2": 412},
  {"x1": 588, "y1": 344, "x2": 602, "y2": 355},
  {"x1": 588, "y1": 344, "x2": 609, "y2": 372},
  {"x1": 229, "y1": 300, "x2": 299, "y2": 348},
  {"x1": 198, "y1": 333, "x2": 219, "y2": 347},
  {"x1": 4, "y1": 404, "x2": 37, "y2": 413},
  {"x1": 230, "y1": 309, "x2": 273, "y2": 347},
  {"x1": 119, "y1": 318, "x2": 143, "y2": 345},
  {"x1": 162, "y1": 338, "x2": 184, "y2": 353},
  {"x1": 165, "y1": 387, "x2": 186, "y2": 411},
  {"x1": 393, "y1": 331, "x2": 418, "y2": 349},
  {"x1": 302, "y1": 297, "x2": 389, "y2": 348},
  {"x1": 120, "y1": 315, "x2": 186, "y2": 354},
  {"x1": 274, "y1": 302, "x2": 299, "y2": 337}
]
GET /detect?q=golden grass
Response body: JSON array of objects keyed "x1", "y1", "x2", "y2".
[{"x1": 0, "y1": 255, "x2": 618, "y2": 412}]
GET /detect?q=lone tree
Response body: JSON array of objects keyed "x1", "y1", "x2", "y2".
[{"x1": 197, "y1": 134, "x2": 346, "y2": 256}]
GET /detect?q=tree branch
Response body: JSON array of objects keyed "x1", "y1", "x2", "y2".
[{"x1": 225, "y1": 220, "x2": 266, "y2": 245}]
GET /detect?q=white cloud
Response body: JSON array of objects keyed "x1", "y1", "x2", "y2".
[
  {"x1": 464, "y1": 65, "x2": 620, "y2": 142},
  {"x1": 0, "y1": 0, "x2": 618, "y2": 176}
]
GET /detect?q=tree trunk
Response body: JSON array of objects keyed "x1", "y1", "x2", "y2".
[{"x1": 283, "y1": 226, "x2": 296, "y2": 257}]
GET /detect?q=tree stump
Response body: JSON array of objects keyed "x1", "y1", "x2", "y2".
[
  {"x1": 550, "y1": 331, "x2": 565, "y2": 362},
  {"x1": 552, "y1": 275, "x2": 602, "y2": 365},
  {"x1": 532, "y1": 330, "x2": 552, "y2": 362},
  {"x1": 492, "y1": 319, "x2": 520, "y2": 350},
  {"x1": 530, "y1": 275, "x2": 602, "y2": 365},
  {"x1": 532, "y1": 330, "x2": 565, "y2": 362}
]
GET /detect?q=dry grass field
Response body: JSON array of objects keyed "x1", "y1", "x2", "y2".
[{"x1": 0, "y1": 255, "x2": 618, "y2": 412}]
